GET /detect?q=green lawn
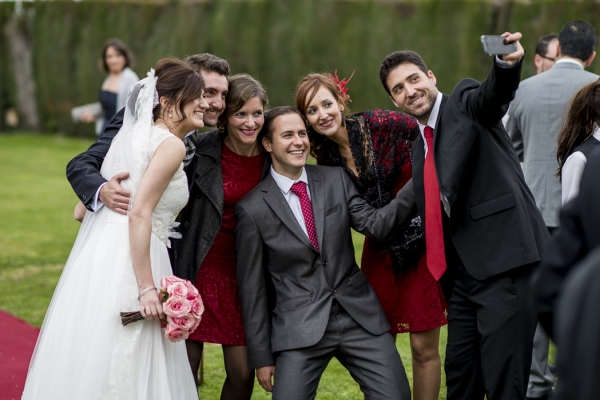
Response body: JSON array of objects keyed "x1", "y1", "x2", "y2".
[{"x1": 0, "y1": 134, "x2": 448, "y2": 398}]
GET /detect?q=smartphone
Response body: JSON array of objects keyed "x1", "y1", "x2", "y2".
[{"x1": 481, "y1": 35, "x2": 517, "y2": 56}]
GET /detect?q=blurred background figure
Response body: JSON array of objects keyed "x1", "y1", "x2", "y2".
[
  {"x1": 506, "y1": 20, "x2": 598, "y2": 400},
  {"x1": 556, "y1": 79, "x2": 600, "y2": 204},
  {"x1": 534, "y1": 33, "x2": 559, "y2": 74},
  {"x1": 77, "y1": 39, "x2": 139, "y2": 136}
]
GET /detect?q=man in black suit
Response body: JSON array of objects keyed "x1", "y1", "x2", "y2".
[
  {"x1": 532, "y1": 148, "x2": 600, "y2": 340},
  {"x1": 378, "y1": 32, "x2": 550, "y2": 399},
  {"x1": 235, "y1": 106, "x2": 413, "y2": 399}
]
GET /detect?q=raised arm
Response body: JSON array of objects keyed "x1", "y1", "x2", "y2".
[
  {"x1": 461, "y1": 32, "x2": 524, "y2": 126},
  {"x1": 66, "y1": 108, "x2": 128, "y2": 211}
]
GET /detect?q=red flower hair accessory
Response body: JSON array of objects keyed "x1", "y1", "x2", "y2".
[{"x1": 328, "y1": 70, "x2": 355, "y2": 103}]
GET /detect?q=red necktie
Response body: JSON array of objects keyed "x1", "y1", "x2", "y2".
[
  {"x1": 424, "y1": 126, "x2": 447, "y2": 280},
  {"x1": 290, "y1": 181, "x2": 320, "y2": 251}
]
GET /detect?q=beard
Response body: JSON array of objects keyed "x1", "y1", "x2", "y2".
[{"x1": 406, "y1": 90, "x2": 437, "y2": 122}]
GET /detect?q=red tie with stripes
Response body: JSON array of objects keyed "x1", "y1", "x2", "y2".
[{"x1": 423, "y1": 126, "x2": 447, "y2": 280}]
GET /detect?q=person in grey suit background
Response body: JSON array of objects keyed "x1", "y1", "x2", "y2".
[
  {"x1": 533, "y1": 33, "x2": 558, "y2": 75},
  {"x1": 235, "y1": 106, "x2": 414, "y2": 399},
  {"x1": 507, "y1": 19, "x2": 597, "y2": 232},
  {"x1": 506, "y1": 20, "x2": 598, "y2": 400}
]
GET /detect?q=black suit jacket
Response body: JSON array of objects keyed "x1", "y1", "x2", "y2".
[
  {"x1": 235, "y1": 165, "x2": 416, "y2": 369},
  {"x1": 532, "y1": 148, "x2": 600, "y2": 339},
  {"x1": 412, "y1": 60, "x2": 549, "y2": 280},
  {"x1": 66, "y1": 108, "x2": 126, "y2": 210}
]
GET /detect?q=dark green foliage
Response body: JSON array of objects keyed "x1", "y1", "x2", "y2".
[{"x1": 2, "y1": 0, "x2": 600, "y2": 135}]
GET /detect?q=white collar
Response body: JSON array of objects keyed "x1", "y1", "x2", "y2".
[
  {"x1": 555, "y1": 58, "x2": 584, "y2": 68},
  {"x1": 594, "y1": 125, "x2": 600, "y2": 141},
  {"x1": 418, "y1": 91, "x2": 443, "y2": 130},
  {"x1": 270, "y1": 166, "x2": 309, "y2": 194}
]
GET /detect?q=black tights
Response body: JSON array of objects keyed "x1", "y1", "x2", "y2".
[{"x1": 185, "y1": 340, "x2": 254, "y2": 400}]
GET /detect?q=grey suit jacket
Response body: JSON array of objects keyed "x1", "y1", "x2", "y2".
[
  {"x1": 235, "y1": 165, "x2": 416, "y2": 369},
  {"x1": 506, "y1": 61, "x2": 598, "y2": 227}
]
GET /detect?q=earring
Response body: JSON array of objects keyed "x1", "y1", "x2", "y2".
[{"x1": 169, "y1": 109, "x2": 173, "y2": 118}]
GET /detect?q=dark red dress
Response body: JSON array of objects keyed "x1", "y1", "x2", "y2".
[
  {"x1": 189, "y1": 144, "x2": 264, "y2": 345},
  {"x1": 313, "y1": 109, "x2": 447, "y2": 334},
  {"x1": 362, "y1": 162, "x2": 448, "y2": 333}
]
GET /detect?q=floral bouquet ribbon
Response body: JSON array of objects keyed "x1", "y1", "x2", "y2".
[{"x1": 120, "y1": 276, "x2": 204, "y2": 342}]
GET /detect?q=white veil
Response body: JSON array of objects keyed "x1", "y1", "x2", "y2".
[{"x1": 110, "y1": 68, "x2": 159, "y2": 207}]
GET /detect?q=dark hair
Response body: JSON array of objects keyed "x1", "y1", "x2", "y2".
[
  {"x1": 217, "y1": 74, "x2": 268, "y2": 135},
  {"x1": 101, "y1": 39, "x2": 134, "y2": 72},
  {"x1": 183, "y1": 53, "x2": 230, "y2": 76},
  {"x1": 535, "y1": 33, "x2": 558, "y2": 57},
  {"x1": 556, "y1": 79, "x2": 600, "y2": 179},
  {"x1": 379, "y1": 50, "x2": 429, "y2": 96},
  {"x1": 558, "y1": 20, "x2": 597, "y2": 61},
  {"x1": 260, "y1": 106, "x2": 306, "y2": 142},
  {"x1": 152, "y1": 57, "x2": 205, "y2": 124}
]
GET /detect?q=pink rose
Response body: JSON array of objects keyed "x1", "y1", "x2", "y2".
[
  {"x1": 165, "y1": 323, "x2": 189, "y2": 342},
  {"x1": 190, "y1": 317, "x2": 201, "y2": 333},
  {"x1": 167, "y1": 314, "x2": 196, "y2": 331},
  {"x1": 190, "y1": 298, "x2": 204, "y2": 320},
  {"x1": 163, "y1": 296, "x2": 191, "y2": 318},
  {"x1": 167, "y1": 282, "x2": 188, "y2": 298},
  {"x1": 185, "y1": 281, "x2": 199, "y2": 298},
  {"x1": 160, "y1": 275, "x2": 184, "y2": 290}
]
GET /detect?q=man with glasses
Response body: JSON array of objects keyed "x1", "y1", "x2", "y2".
[
  {"x1": 506, "y1": 20, "x2": 598, "y2": 400},
  {"x1": 533, "y1": 33, "x2": 559, "y2": 74}
]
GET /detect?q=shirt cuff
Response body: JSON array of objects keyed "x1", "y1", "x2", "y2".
[
  {"x1": 92, "y1": 182, "x2": 107, "y2": 211},
  {"x1": 495, "y1": 55, "x2": 518, "y2": 69}
]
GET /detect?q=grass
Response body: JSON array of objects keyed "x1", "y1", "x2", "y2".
[{"x1": 0, "y1": 133, "x2": 449, "y2": 398}]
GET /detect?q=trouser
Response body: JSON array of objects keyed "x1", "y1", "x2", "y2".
[
  {"x1": 272, "y1": 301, "x2": 410, "y2": 400},
  {"x1": 445, "y1": 262, "x2": 537, "y2": 400},
  {"x1": 526, "y1": 323, "x2": 555, "y2": 398}
]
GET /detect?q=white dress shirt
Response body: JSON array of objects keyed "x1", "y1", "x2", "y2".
[
  {"x1": 561, "y1": 127, "x2": 600, "y2": 204},
  {"x1": 270, "y1": 166, "x2": 312, "y2": 238}
]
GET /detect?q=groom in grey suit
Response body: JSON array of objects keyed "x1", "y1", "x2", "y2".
[
  {"x1": 506, "y1": 19, "x2": 598, "y2": 400},
  {"x1": 235, "y1": 106, "x2": 412, "y2": 399}
]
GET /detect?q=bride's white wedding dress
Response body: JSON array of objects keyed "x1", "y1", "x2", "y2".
[{"x1": 22, "y1": 125, "x2": 197, "y2": 399}]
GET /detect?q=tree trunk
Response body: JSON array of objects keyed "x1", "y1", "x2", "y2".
[{"x1": 4, "y1": 7, "x2": 40, "y2": 131}]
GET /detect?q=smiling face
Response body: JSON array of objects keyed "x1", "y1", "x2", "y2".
[
  {"x1": 386, "y1": 62, "x2": 439, "y2": 124},
  {"x1": 226, "y1": 96, "x2": 265, "y2": 147},
  {"x1": 167, "y1": 92, "x2": 209, "y2": 136},
  {"x1": 105, "y1": 46, "x2": 127, "y2": 74},
  {"x1": 262, "y1": 113, "x2": 309, "y2": 180},
  {"x1": 304, "y1": 86, "x2": 344, "y2": 138},
  {"x1": 200, "y1": 71, "x2": 229, "y2": 127}
]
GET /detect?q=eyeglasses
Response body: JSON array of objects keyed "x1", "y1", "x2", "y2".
[{"x1": 538, "y1": 54, "x2": 556, "y2": 62}]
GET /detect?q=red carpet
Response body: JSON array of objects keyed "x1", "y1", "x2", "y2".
[{"x1": 0, "y1": 311, "x2": 39, "y2": 400}]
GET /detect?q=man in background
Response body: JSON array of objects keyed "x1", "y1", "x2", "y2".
[{"x1": 506, "y1": 20, "x2": 598, "y2": 400}]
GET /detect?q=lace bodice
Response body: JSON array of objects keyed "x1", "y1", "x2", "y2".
[
  {"x1": 148, "y1": 127, "x2": 189, "y2": 247},
  {"x1": 101, "y1": 125, "x2": 189, "y2": 247}
]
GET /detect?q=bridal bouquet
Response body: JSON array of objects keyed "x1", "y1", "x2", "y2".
[{"x1": 120, "y1": 276, "x2": 204, "y2": 342}]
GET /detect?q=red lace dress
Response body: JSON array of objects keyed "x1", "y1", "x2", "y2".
[
  {"x1": 189, "y1": 144, "x2": 264, "y2": 345},
  {"x1": 361, "y1": 161, "x2": 448, "y2": 333},
  {"x1": 313, "y1": 109, "x2": 447, "y2": 334}
]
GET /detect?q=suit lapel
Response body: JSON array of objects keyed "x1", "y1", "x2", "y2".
[
  {"x1": 307, "y1": 166, "x2": 324, "y2": 251},
  {"x1": 261, "y1": 174, "x2": 315, "y2": 250}
]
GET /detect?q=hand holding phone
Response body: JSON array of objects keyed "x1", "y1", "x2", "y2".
[
  {"x1": 481, "y1": 35, "x2": 517, "y2": 55},
  {"x1": 482, "y1": 32, "x2": 525, "y2": 66}
]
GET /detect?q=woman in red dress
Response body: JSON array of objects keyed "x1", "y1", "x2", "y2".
[
  {"x1": 183, "y1": 74, "x2": 269, "y2": 399},
  {"x1": 296, "y1": 73, "x2": 447, "y2": 400}
]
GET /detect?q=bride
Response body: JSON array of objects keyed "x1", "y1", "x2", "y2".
[{"x1": 22, "y1": 58, "x2": 208, "y2": 399}]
